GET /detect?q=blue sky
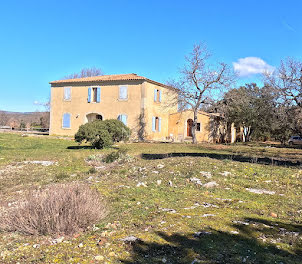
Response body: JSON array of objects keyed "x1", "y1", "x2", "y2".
[{"x1": 0, "y1": 0, "x2": 301, "y2": 112}]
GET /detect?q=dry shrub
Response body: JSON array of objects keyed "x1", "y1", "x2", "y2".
[{"x1": 0, "y1": 183, "x2": 107, "y2": 236}]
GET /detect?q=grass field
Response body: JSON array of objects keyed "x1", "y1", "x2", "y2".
[{"x1": 0, "y1": 133, "x2": 301, "y2": 263}]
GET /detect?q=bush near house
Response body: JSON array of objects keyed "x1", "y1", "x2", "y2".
[{"x1": 75, "y1": 119, "x2": 131, "y2": 149}]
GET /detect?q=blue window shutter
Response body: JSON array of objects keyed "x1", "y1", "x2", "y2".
[
  {"x1": 88, "y1": 88, "x2": 91, "y2": 103},
  {"x1": 64, "y1": 87, "x2": 71, "y2": 100},
  {"x1": 62, "y1": 113, "x2": 71, "y2": 128},
  {"x1": 118, "y1": 114, "x2": 127, "y2": 126},
  {"x1": 122, "y1": 115, "x2": 127, "y2": 126},
  {"x1": 159, "y1": 90, "x2": 162, "y2": 102},
  {"x1": 158, "y1": 117, "x2": 161, "y2": 132},
  {"x1": 152, "y1": 116, "x2": 156, "y2": 132},
  {"x1": 97, "y1": 87, "x2": 101, "y2": 103},
  {"x1": 154, "y1": 89, "x2": 157, "y2": 102},
  {"x1": 119, "y1": 86, "x2": 127, "y2": 99}
]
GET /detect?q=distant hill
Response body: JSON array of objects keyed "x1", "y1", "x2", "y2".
[{"x1": 0, "y1": 110, "x2": 49, "y2": 128}]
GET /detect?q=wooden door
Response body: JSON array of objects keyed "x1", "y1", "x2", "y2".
[{"x1": 187, "y1": 119, "x2": 193, "y2": 137}]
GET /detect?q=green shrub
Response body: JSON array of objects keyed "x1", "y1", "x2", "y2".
[
  {"x1": 103, "y1": 119, "x2": 131, "y2": 142},
  {"x1": 75, "y1": 119, "x2": 130, "y2": 149},
  {"x1": 103, "y1": 148, "x2": 133, "y2": 163},
  {"x1": 91, "y1": 129, "x2": 113, "y2": 149}
]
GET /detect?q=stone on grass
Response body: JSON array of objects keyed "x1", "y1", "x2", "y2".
[
  {"x1": 245, "y1": 188, "x2": 275, "y2": 195},
  {"x1": 203, "y1": 181, "x2": 218, "y2": 188},
  {"x1": 156, "y1": 180, "x2": 162, "y2": 185},
  {"x1": 202, "y1": 202, "x2": 219, "y2": 208},
  {"x1": 23, "y1": 160, "x2": 57, "y2": 166},
  {"x1": 194, "y1": 231, "x2": 211, "y2": 237},
  {"x1": 201, "y1": 214, "x2": 216, "y2": 217},
  {"x1": 95, "y1": 255, "x2": 104, "y2": 261},
  {"x1": 233, "y1": 220, "x2": 249, "y2": 226},
  {"x1": 219, "y1": 171, "x2": 232, "y2": 177},
  {"x1": 200, "y1": 171, "x2": 212, "y2": 179},
  {"x1": 121, "y1": 236, "x2": 140, "y2": 243},
  {"x1": 190, "y1": 177, "x2": 203, "y2": 186},
  {"x1": 136, "y1": 182, "x2": 147, "y2": 187},
  {"x1": 157, "y1": 164, "x2": 165, "y2": 169}
]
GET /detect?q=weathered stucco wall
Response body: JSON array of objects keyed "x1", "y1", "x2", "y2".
[
  {"x1": 168, "y1": 111, "x2": 213, "y2": 142},
  {"x1": 143, "y1": 82, "x2": 178, "y2": 141}
]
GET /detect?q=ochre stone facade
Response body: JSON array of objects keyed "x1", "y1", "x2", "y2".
[{"x1": 49, "y1": 74, "x2": 236, "y2": 143}]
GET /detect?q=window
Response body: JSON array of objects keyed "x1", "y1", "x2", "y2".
[
  {"x1": 118, "y1": 114, "x2": 127, "y2": 126},
  {"x1": 62, "y1": 113, "x2": 71, "y2": 128},
  {"x1": 154, "y1": 89, "x2": 162, "y2": 102},
  {"x1": 119, "y1": 86, "x2": 128, "y2": 100},
  {"x1": 196, "y1": 123, "x2": 201, "y2": 132},
  {"x1": 64, "y1": 87, "x2": 71, "y2": 101},
  {"x1": 88, "y1": 87, "x2": 101, "y2": 103},
  {"x1": 152, "y1": 116, "x2": 161, "y2": 132}
]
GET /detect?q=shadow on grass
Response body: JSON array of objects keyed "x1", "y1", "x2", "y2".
[
  {"x1": 67, "y1": 145, "x2": 94, "y2": 150},
  {"x1": 141, "y1": 152, "x2": 301, "y2": 167},
  {"x1": 120, "y1": 218, "x2": 302, "y2": 264}
]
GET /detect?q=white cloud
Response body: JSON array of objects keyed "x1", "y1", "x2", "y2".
[{"x1": 233, "y1": 57, "x2": 275, "y2": 77}]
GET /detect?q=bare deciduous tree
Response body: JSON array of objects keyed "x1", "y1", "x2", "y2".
[
  {"x1": 265, "y1": 58, "x2": 302, "y2": 107},
  {"x1": 0, "y1": 111, "x2": 9, "y2": 126},
  {"x1": 169, "y1": 43, "x2": 234, "y2": 144},
  {"x1": 64, "y1": 67, "x2": 104, "y2": 79}
]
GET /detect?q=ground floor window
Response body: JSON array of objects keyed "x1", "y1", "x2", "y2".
[
  {"x1": 62, "y1": 113, "x2": 71, "y2": 128},
  {"x1": 118, "y1": 114, "x2": 127, "y2": 126},
  {"x1": 196, "y1": 122, "x2": 201, "y2": 132}
]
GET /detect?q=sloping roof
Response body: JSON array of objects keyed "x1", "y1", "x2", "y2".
[
  {"x1": 50, "y1": 73, "x2": 171, "y2": 88},
  {"x1": 169, "y1": 109, "x2": 223, "y2": 117}
]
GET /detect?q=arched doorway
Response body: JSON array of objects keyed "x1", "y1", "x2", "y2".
[
  {"x1": 187, "y1": 119, "x2": 193, "y2": 137},
  {"x1": 85, "y1": 113, "x2": 103, "y2": 123}
]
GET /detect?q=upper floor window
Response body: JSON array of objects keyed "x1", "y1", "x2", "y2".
[
  {"x1": 152, "y1": 116, "x2": 161, "y2": 132},
  {"x1": 118, "y1": 114, "x2": 127, "y2": 126},
  {"x1": 154, "y1": 89, "x2": 162, "y2": 103},
  {"x1": 119, "y1": 86, "x2": 128, "y2": 100},
  {"x1": 62, "y1": 113, "x2": 71, "y2": 128},
  {"x1": 64, "y1": 87, "x2": 71, "y2": 101},
  {"x1": 88, "y1": 87, "x2": 101, "y2": 103}
]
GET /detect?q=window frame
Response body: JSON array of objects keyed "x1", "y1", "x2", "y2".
[
  {"x1": 154, "y1": 89, "x2": 162, "y2": 103},
  {"x1": 152, "y1": 116, "x2": 161, "y2": 132},
  {"x1": 63, "y1": 87, "x2": 72, "y2": 101},
  {"x1": 62, "y1": 113, "x2": 71, "y2": 129},
  {"x1": 117, "y1": 114, "x2": 128, "y2": 126},
  {"x1": 196, "y1": 122, "x2": 201, "y2": 132},
  {"x1": 119, "y1": 85, "x2": 128, "y2": 101},
  {"x1": 88, "y1": 86, "x2": 101, "y2": 103}
]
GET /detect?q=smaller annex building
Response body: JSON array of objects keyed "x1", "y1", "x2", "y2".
[{"x1": 49, "y1": 74, "x2": 236, "y2": 143}]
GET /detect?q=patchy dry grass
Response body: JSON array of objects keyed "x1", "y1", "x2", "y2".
[{"x1": 0, "y1": 133, "x2": 301, "y2": 263}]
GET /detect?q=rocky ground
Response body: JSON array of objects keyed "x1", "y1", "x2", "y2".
[{"x1": 0, "y1": 133, "x2": 301, "y2": 263}]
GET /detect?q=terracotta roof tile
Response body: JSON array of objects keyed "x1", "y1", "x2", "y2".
[{"x1": 50, "y1": 73, "x2": 171, "y2": 88}]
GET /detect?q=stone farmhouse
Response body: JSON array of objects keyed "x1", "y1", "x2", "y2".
[{"x1": 49, "y1": 74, "x2": 236, "y2": 143}]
